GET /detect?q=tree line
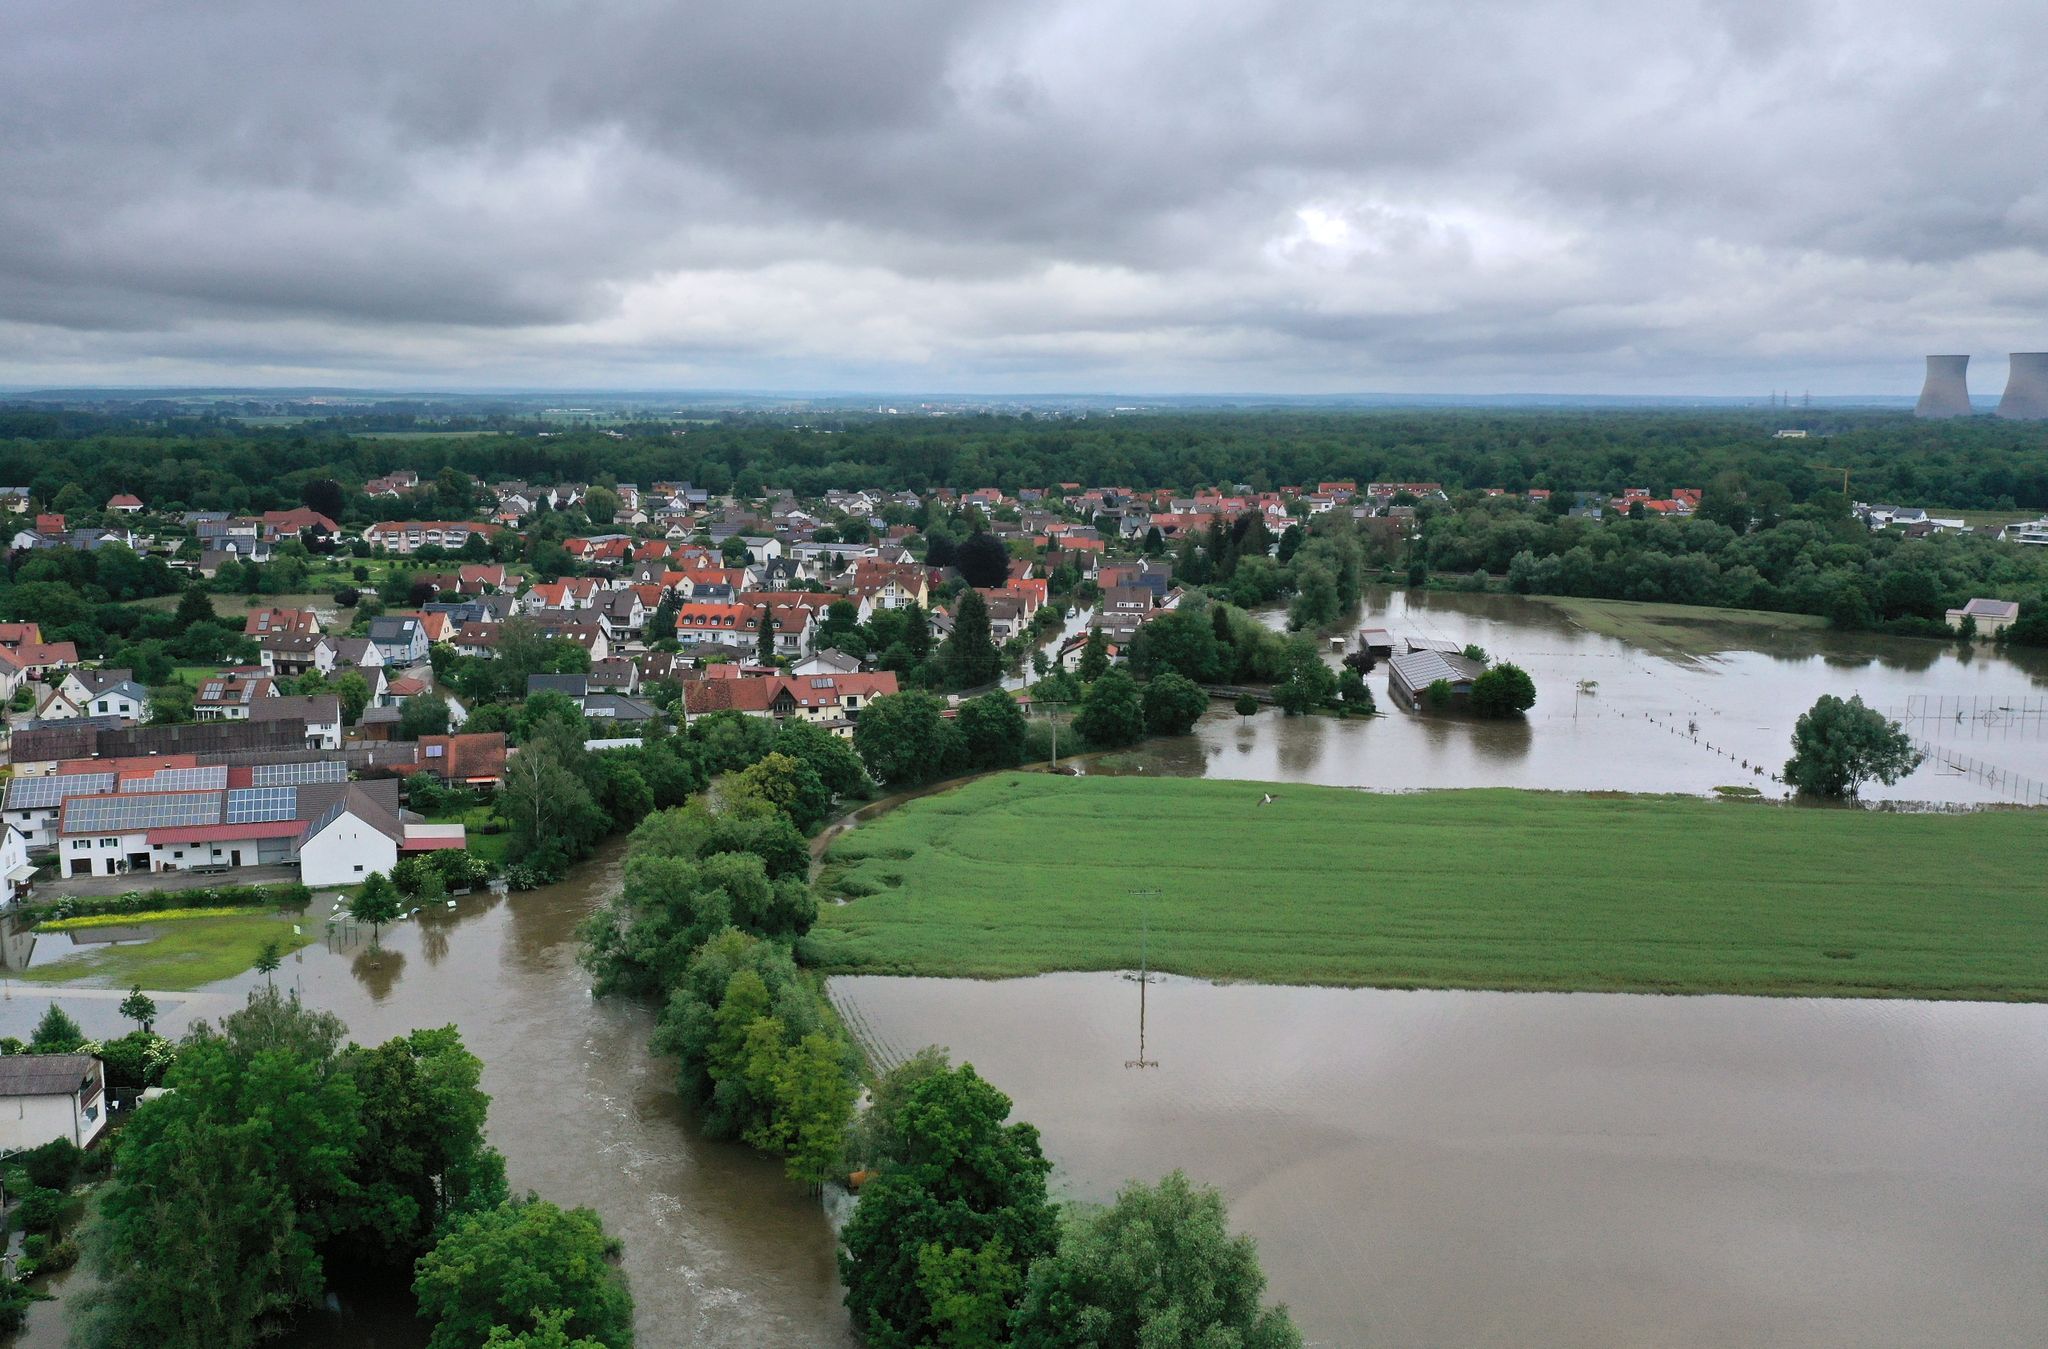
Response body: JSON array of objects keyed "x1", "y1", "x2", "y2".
[{"x1": 6, "y1": 405, "x2": 2046, "y2": 510}]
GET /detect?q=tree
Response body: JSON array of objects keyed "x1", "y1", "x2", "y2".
[
  {"x1": 120, "y1": 985, "x2": 158, "y2": 1034},
  {"x1": 954, "y1": 531, "x2": 1011, "y2": 589},
  {"x1": 73, "y1": 989, "x2": 362, "y2": 1349},
  {"x1": 1272, "y1": 640, "x2": 1336, "y2": 716},
  {"x1": 956, "y1": 690, "x2": 1028, "y2": 770},
  {"x1": 350, "y1": 872, "x2": 404, "y2": 946},
  {"x1": 254, "y1": 941, "x2": 283, "y2": 986},
  {"x1": 1077, "y1": 626, "x2": 1111, "y2": 682},
  {"x1": 329, "y1": 1027, "x2": 508, "y2": 1270},
  {"x1": 301, "y1": 478, "x2": 345, "y2": 522},
  {"x1": 1013, "y1": 1170, "x2": 1301, "y2": 1349},
  {"x1": 331, "y1": 670, "x2": 372, "y2": 725},
  {"x1": 756, "y1": 606, "x2": 777, "y2": 665},
  {"x1": 839, "y1": 1064, "x2": 1057, "y2": 1346},
  {"x1": 28, "y1": 1004, "x2": 84, "y2": 1054},
  {"x1": 942, "y1": 589, "x2": 1004, "y2": 689},
  {"x1": 772, "y1": 719, "x2": 869, "y2": 798},
  {"x1": 1127, "y1": 609, "x2": 1224, "y2": 683},
  {"x1": 1142, "y1": 672, "x2": 1209, "y2": 736},
  {"x1": 1469, "y1": 663, "x2": 1536, "y2": 717},
  {"x1": 500, "y1": 732, "x2": 606, "y2": 869},
  {"x1": 855, "y1": 690, "x2": 966, "y2": 787},
  {"x1": 1234, "y1": 693, "x2": 1260, "y2": 720},
  {"x1": 1783, "y1": 694, "x2": 1922, "y2": 798},
  {"x1": 1075, "y1": 668, "x2": 1145, "y2": 748},
  {"x1": 1336, "y1": 667, "x2": 1377, "y2": 715},
  {"x1": 481, "y1": 1309, "x2": 612, "y2": 1349},
  {"x1": 412, "y1": 1198, "x2": 634, "y2": 1349},
  {"x1": 399, "y1": 691, "x2": 452, "y2": 740},
  {"x1": 174, "y1": 580, "x2": 217, "y2": 628}
]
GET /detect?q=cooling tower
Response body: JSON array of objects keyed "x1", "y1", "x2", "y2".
[
  {"x1": 1996, "y1": 352, "x2": 2048, "y2": 420},
  {"x1": 1914, "y1": 354, "x2": 1972, "y2": 418}
]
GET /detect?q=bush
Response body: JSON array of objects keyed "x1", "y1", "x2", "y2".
[
  {"x1": 10, "y1": 1183, "x2": 63, "y2": 1235},
  {"x1": 16, "y1": 1139, "x2": 81, "y2": 1192}
]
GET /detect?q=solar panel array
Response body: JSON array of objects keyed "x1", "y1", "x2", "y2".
[
  {"x1": 250, "y1": 759, "x2": 347, "y2": 787},
  {"x1": 225, "y1": 786, "x2": 298, "y2": 824},
  {"x1": 121, "y1": 765, "x2": 229, "y2": 794},
  {"x1": 63, "y1": 791, "x2": 222, "y2": 834},
  {"x1": 5, "y1": 773, "x2": 115, "y2": 810}
]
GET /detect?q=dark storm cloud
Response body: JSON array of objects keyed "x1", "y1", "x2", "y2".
[{"x1": 2, "y1": 0, "x2": 2045, "y2": 391}]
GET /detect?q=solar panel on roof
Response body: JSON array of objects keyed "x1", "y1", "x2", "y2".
[
  {"x1": 121, "y1": 765, "x2": 229, "y2": 794},
  {"x1": 63, "y1": 791, "x2": 222, "y2": 833},
  {"x1": 249, "y1": 759, "x2": 347, "y2": 787},
  {"x1": 225, "y1": 786, "x2": 297, "y2": 824},
  {"x1": 5, "y1": 773, "x2": 117, "y2": 810}
]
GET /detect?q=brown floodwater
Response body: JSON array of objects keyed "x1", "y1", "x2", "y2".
[
  {"x1": 1, "y1": 844, "x2": 855, "y2": 1349},
  {"x1": 831, "y1": 972, "x2": 2048, "y2": 1349},
  {"x1": 1103, "y1": 591, "x2": 2048, "y2": 805}
]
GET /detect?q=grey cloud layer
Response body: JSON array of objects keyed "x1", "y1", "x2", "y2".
[{"x1": 3, "y1": 0, "x2": 2045, "y2": 391}]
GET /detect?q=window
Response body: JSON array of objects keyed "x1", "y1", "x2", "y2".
[{"x1": 353, "y1": 864, "x2": 364, "y2": 874}]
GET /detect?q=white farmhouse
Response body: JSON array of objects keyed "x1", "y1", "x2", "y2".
[{"x1": 0, "y1": 1053, "x2": 108, "y2": 1151}]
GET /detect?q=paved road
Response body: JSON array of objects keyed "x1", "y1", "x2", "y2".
[{"x1": 36, "y1": 863, "x2": 302, "y2": 899}]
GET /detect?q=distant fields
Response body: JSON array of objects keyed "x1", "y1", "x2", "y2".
[{"x1": 811, "y1": 775, "x2": 2048, "y2": 1000}]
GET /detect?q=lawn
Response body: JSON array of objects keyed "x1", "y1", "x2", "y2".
[
  {"x1": 1537, "y1": 595, "x2": 1829, "y2": 659},
  {"x1": 15, "y1": 911, "x2": 317, "y2": 991},
  {"x1": 810, "y1": 775, "x2": 2048, "y2": 1000}
]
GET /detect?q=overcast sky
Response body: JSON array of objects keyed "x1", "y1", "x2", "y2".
[{"x1": 4, "y1": 0, "x2": 2046, "y2": 395}]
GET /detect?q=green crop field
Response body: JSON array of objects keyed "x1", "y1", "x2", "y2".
[{"x1": 811, "y1": 775, "x2": 2047, "y2": 1000}]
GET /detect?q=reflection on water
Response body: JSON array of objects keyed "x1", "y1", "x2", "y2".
[
  {"x1": 833, "y1": 973, "x2": 2048, "y2": 1349},
  {"x1": 3, "y1": 843, "x2": 854, "y2": 1349},
  {"x1": 1100, "y1": 590, "x2": 2048, "y2": 804}
]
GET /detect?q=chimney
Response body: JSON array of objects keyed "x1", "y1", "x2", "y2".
[
  {"x1": 1914, "y1": 355, "x2": 1972, "y2": 419},
  {"x1": 1996, "y1": 352, "x2": 2048, "y2": 420}
]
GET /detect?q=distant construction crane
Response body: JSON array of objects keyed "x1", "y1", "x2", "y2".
[{"x1": 1811, "y1": 464, "x2": 1852, "y2": 494}]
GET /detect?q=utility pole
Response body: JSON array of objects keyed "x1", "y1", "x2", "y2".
[{"x1": 1125, "y1": 889, "x2": 1160, "y2": 1070}]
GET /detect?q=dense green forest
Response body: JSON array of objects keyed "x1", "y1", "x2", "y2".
[{"x1": 2, "y1": 406, "x2": 2045, "y2": 510}]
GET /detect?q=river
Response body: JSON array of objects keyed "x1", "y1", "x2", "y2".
[{"x1": 830, "y1": 972, "x2": 2048, "y2": 1349}]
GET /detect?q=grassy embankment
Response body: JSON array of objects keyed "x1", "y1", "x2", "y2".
[
  {"x1": 811, "y1": 774, "x2": 2047, "y2": 1000},
  {"x1": 14, "y1": 911, "x2": 317, "y2": 991},
  {"x1": 1536, "y1": 596, "x2": 1829, "y2": 659}
]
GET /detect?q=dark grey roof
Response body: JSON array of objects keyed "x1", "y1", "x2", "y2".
[
  {"x1": 0, "y1": 1053, "x2": 99, "y2": 1097},
  {"x1": 250, "y1": 694, "x2": 341, "y2": 724},
  {"x1": 527, "y1": 673, "x2": 589, "y2": 698}
]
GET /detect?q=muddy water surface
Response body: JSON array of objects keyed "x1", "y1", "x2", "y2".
[{"x1": 833, "y1": 972, "x2": 2048, "y2": 1349}]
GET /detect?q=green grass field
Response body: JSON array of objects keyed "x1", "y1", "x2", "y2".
[
  {"x1": 1538, "y1": 596, "x2": 1830, "y2": 658},
  {"x1": 811, "y1": 775, "x2": 2048, "y2": 1000},
  {"x1": 16, "y1": 911, "x2": 317, "y2": 991}
]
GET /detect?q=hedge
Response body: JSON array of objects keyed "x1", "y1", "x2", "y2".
[{"x1": 23, "y1": 881, "x2": 312, "y2": 926}]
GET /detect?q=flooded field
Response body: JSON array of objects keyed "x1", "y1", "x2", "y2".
[
  {"x1": 1102, "y1": 590, "x2": 2048, "y2": 804},
  {"x1": 832, "y1": 972, "x2": 2048, "y2": 1348}
]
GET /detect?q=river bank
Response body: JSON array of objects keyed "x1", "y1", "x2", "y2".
[{"x1": 811, "y1": 774, "x2": 2048, "y2": 999}]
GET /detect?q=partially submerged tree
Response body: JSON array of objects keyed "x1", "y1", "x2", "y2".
[
  {"x1": 1783, "y1": 694, "x2": 1922, "y2": 798},
  {"x1": 1014, "y1": 1170, "x2": 1303, "y2": 1349}
]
